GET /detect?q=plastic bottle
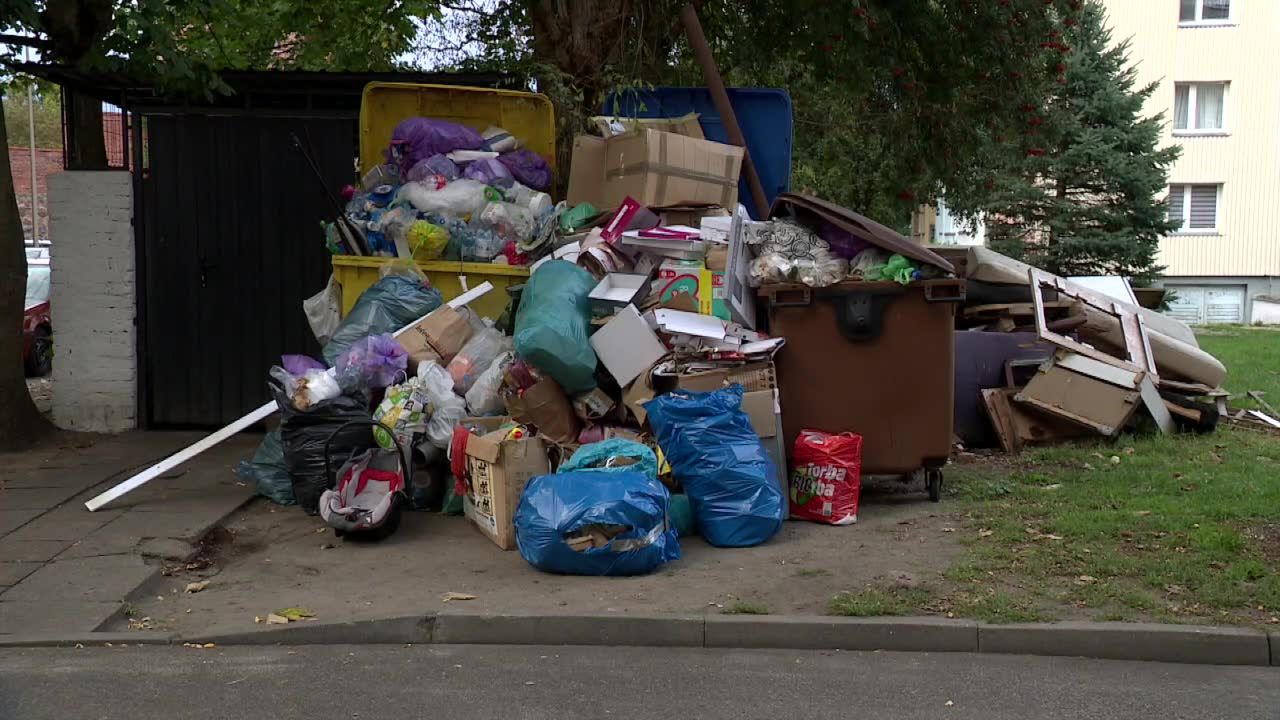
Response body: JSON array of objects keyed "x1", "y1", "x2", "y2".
[{"x1": 505, "y1": 182, "x2": 554, "y2": 217}]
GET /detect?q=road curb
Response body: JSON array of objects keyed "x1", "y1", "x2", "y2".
[
  {"x1": 0, "y1": 632, "x2": 176, "y2": 648},
  {"x1": 978, "y1": 621, "x2": 1270, "y2": 666},
  {"x1": 4, "y1": 614, "x2": 1275, "y2": 666},
  {"x1": 182, "y1": 616, "x2": 433, "y2": 646},
  {"x1": 704, "y1": 615, "x2": 978, "y2": 653},
  {"x1": 433, "y1": 612, "x2": 705, "y2": 647}
]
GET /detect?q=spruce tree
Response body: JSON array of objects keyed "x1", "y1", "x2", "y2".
[{"x1": 948, "y1": 1, "x2": 1180, "y2": 284}]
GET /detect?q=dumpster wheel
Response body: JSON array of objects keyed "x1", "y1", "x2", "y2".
[{"x1": 926, "y1": 469, "x2": 943, "y2": 502}]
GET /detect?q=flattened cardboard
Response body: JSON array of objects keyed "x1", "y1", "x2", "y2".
[{"x1": 590, "y1": 112, "x2": 705, "y2": 140}]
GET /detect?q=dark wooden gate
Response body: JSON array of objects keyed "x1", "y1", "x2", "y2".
[{"x1": 136, "y1": 114, "x2": 356, "y2": 427}]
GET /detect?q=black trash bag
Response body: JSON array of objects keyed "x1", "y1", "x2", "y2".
[{"x1": 272, "y1": 381, "x2": 377, "y2": 514}]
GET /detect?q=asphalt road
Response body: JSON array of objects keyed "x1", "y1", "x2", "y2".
[{"x1": 0, "y1": 644, "x2": 1276, "y2": 720}]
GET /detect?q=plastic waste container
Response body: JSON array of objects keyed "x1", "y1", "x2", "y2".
[
  {"x1": 331, "y1": 256, "x2": 528, "y2": 321},
  {"x1": 760, "y1": 278, "x2": 963, "y2": 501}
]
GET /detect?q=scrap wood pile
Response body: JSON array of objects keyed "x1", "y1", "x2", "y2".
[
  {"x1": 219, "y1": 84, "x2": 984, "y2": 578},
  {"x1": 944, "y1": 246, "x2": 1276, "y2": 453}
]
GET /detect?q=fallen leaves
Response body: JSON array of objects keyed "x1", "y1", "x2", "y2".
[
  {"x1": 182, "y1": 642, "x2": 216, "y2": 649},
  {"x1": 256, "y1": 607, "x2": 316, "y2": 625},
  {"x1": 441, "y1": 592, "x2": 477, "y2": 603},
  {"x1": 184, "y1": 581, "x2": 210, "y2": 594}
]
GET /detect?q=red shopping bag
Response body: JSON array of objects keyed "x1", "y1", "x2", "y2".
[{"x1": 789, "y1": 430, "x2": 862, "y2": 525}]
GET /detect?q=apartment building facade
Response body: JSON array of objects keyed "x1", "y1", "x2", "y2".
[{"x1": 1104, "y1": 0, "x2": 1280, "y2": 323}]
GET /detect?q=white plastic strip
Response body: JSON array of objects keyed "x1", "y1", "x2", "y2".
[{"x1": 85, "y1": 282, "x2": 494, "y2": 511}]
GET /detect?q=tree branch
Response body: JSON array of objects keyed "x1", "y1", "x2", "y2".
[{"x1": 0, "y1": 33, "x2": 49, "y2": 50}]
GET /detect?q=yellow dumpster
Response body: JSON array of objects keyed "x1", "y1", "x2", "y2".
[{"x1": 332, "y1": 256, "x2": 529, "y2": 321}]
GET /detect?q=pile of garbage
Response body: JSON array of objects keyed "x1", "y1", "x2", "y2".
[
  {"x1": 232, "y1": 107, "x2": 975, "y2": 575},
  {"x1": 946, "y1": 246, "x2": 1262, "y2": 453},
  {"x1": 329, "y1": 118, "x2": 558, "y2": 265}
]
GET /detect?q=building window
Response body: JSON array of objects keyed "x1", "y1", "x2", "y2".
[
  {"x1": 1168, "y1": 184, "x2": 1221, "y2": 232},
  {"x1": 1173, "y1": 82, "x2": 1227, "y2": 133},
  {"x1": 1180, "y1": 0, "x2": 1231, "y2": 25}
]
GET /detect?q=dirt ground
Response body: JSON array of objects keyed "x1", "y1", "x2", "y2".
[{"x1": 114, "y1": 480, "x2": 963, "y2": 636}]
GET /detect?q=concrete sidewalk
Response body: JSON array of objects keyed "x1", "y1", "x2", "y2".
[{"x1": 0, "y1": 431, "x2": 257, "y2": 635}]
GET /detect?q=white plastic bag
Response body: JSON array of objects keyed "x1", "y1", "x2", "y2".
[
  {"x1": 269, "y1": 366, "x2": 340, "y2": 412},
  {"x1": 420, "y1": 361, "x2": 468, "y2": 449},
  {"x1": 398, "y1": 179, "x2": 490, "y2": 217},
  {"x1": 303, "y1": 275, "x2": 342, "y2": 345},
  {"x1": 465, "y1": 351, "x2": 514, "y2": 417}
]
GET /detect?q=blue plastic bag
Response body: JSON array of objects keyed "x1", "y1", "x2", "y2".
[
  {"x1": 513, "y1": 260, "x2": 597, "y2": 394},
  {"x1": 514, "y1": 471, "x2": 680, "y2": 576},
  {"x1": 322, "y1": 274, "x2": 443, "y2": 365},
  {"x1": 644, "y1": 385, "x2": 784, "y2": 548},
  {"x1": 559, "y1": 439, "x2": 658, "y2": 480}
]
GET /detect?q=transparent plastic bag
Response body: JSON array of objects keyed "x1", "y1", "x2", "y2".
[
  {"x1": 747, "y1": 219, "x2": 848, "y2": 288},
  {"x1": 476, "y1": 201, "x2": 536, "y2": 245},
  {"x1": 447, "y1": 327, "x2": 513, "y2": 394},
  {"x1": 465, "y1": 351, "x2": 514, "y2": 416},
  {"x1": 268, "y1": 366, "x2": 340, "y2": 412},
  {"x1": 335, "y1": 334, "x2": 409, "y2": 391},
  {"x1": 454, "y1": 222, "x2": 507, "y2": 262},
  {"x1": 462, "y1": 157, "x2": 515, "y2": 189},
  {"x1": 420, "y1": 361, "x2": 468, "y2": 449},
  {"x1": 407, "y1": 220, "x2": 449, "y2": 261}
]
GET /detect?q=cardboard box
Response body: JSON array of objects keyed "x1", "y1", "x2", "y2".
[
  {"x1": 655, "y1": 360, "x2": 777, "y2": 394},
  {"x1": 397, "y1": 307, "x2": 474, "y2": 367},
  {"x1": 656, "y1": 259, "x2": 705, "y2": 310},
  {"x1": 589, "y1": 305, "x2": 669, "y2": 388},
  {"x1": 588, "y1": 273, "x2": 651, "y2": 317},
  {"x1": 567, "y1": 130, "x2": 744, "y2": 210},
  {"x1": 590, "y1": 112, "x2": 705, "y2": 140},
  {"x1": 655, "y1": 203, "x2": 729, "y2": 228},
  {"x1": 741, "y1": 389, "x2": 789, "y2": 513},
  {"x1": 460, "y1": 417, "x2": 551, "y2": 550}
]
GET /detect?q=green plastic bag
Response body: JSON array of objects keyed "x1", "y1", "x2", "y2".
[
  {"x1": 513, "y1": 260, "x2": 598, "y2": 393},
  {"x1": 442, "y1": 482, "x2": 465, "y2": 516},
  {"x1": 559, "y1": 439, "x2": 659, "y2": 480}
]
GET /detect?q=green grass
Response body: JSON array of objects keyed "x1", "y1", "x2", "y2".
[
  {"x1": 829, "y1": 588, "x2": 931, "y2": 617},
  {"x1": 937, "y1": 328, "x2": 1280, "y2": 627},
  {"x1": 1196, "y1": 327, "x2": 1280, "y2": 411},
  {"x1": 794, "y1": 568, "x2": 831, "y2": 578},
  {"x1": 722, "y1": 601, "x2": 770, "y2": 615}
]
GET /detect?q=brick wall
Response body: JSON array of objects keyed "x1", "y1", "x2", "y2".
[
  {"x1": 48, "y1": 171, "x2": 137, "y2": 432},
  {"x1": 9, "y1": 146, "x2": 63, "y2": 242}
]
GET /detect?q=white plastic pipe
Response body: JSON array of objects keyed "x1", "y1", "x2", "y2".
[{"x1": 85, "y1": 282, "x2": 494, "y2": 511}]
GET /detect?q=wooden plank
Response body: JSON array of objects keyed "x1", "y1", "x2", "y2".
[
  {"x1": 1015, "y1": 361, "x2": 1142, "y2": 437},
  {"x1": 1054, "y1": 351, "x2": 1143, "y2": 389}
]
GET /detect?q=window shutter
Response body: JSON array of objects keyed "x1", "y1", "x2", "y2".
[
  {"x1": 1189, "y1": 185, "x2": 1218, "y2": 229},
  {"x1": 1168, "y1": 185, "x2": 1185, "y2": 227},
  {"x1": 1203, "y1": 0, "x2": 1230, "y2": 20}
]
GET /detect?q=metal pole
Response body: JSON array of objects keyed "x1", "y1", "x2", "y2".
[
  {"x1": 680, "y1": 2, "x2": 770, "y2": 219},
  {"x1": 26, "y1": 48, "x2": 38, "y2": 241}
]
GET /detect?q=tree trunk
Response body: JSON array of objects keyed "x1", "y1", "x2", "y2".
[
  {"x1": 0, "y1": 94, "x2": 54, "y2": 451},
  {"x1": 67, "y1": 90, "x2": 108, "y2": 169}
]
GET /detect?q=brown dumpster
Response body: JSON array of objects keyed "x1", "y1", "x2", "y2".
[{"x1": 760, "y1": 279, "x2": 963, "y2": 500}]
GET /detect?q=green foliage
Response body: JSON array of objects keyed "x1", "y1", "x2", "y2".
[
  {"x1": 2, "y1": 81, "x2": 62, "y2": 148},
  {"x1": 829, "y1": 587, "x2": 930, "y2": 617},
  {"x1": 945, "y1": 1, "x2": 1180, "y2": 284},
  {"x1": 722, "y1": 600, "x2": 770, "y2": 615}
]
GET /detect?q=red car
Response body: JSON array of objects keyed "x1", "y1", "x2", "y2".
[{"x1": 23, "y1": 261, "x2": 52, "y2": 376}]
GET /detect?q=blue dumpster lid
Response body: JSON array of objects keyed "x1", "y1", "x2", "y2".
[{"x1": 603, "y1": 87, "x2": 793, "y2": 219}]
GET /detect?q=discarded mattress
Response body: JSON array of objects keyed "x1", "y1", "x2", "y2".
[{"x1": 965, "y1": 248, "x2": 1226, "y2": 387}]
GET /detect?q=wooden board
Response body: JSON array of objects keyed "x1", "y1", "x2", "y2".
[
  {"x1": 982, "y1": 388, "x2": 1089, "y2": 453},
  {"x1": 1015, "y1": 360, "x2": 1142, "y2": 437}
]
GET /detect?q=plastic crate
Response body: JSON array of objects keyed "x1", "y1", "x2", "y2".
[
  {"x1": 332, "y1": 256, "x2": 528, "y2": 321},
  {"x1": 359, "y1": 83, "x2": 556, "y2": 178}
]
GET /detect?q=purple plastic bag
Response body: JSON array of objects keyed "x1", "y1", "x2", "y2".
[
  {"x1": 408, "y1": 154, "x2": 460, "y2": 181},
  {"x1": 498, "y1": 150, "x2": 552, "y2": 191},
  {"x1": 819, "y1": 219, "x2": 872, "y2": 260},
  {"x1": 335, "y1": 334, "x2": 409, "y2": 390},
  {"x1": 282, "y1": 354, "x2": 327, "y2": 375},
  {"x1": 462, "y1": 157, "x2": 515, "y2": 189},
  {"x1": 389, "y1": 118, "x2": 485, "y2": 174}
]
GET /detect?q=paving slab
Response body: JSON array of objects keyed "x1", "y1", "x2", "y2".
[
  {"x1": 0, "y1": 505, "x2": 124, "y2": 542},
  {"x1": 0, "y1": 554, "x2": 156, "y2": 604},
  {"x1": 0, "y1": 486, "x2": 84, "y2": 511},
  {"x1": 0, "y1": 562, "x2": 42, "y2": 587},
  {"x1": 0, "y1": 600, "x2": 126, "y2": 635},
  {"x1": 0, "y1": 538, "x2": 76, "y2": 563},
  {"x1": 0, "y1": 510, "x2": 38, "y2": 537}
]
